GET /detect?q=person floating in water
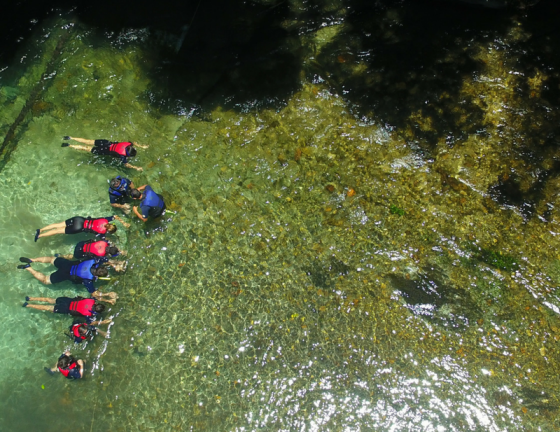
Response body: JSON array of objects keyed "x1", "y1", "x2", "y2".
[
  {"x1": 34, "y1": 214, "x2": 130, "y2": 242},
  {"x1": 57, "y1": 239, "x2": 126, "y2": 272},
  {"x1": 69, "y1": 321, "x2": 109, "y2": 343},
  {"x1": 131, "y1": 185, "x2": 166, "y2": 222},
  {"x1": 23, "y1": 295, "x2": 115, "y2": 323},
  {"x1": 109, "y1": 175, "x2": 135, "y2": 214},
  {"x1": 17, "y1": 257, "x2": 109, "y2": 293},
  {"x1": 45, "y1": 351, "x2": 85, "y2": 379},
  {"x1": 61, "y1": 136, "x2": 148, "y2": 171}
]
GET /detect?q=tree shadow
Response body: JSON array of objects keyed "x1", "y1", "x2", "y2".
[{"x1": 310, "y1": 0, "x2": 513, "y2": 149}]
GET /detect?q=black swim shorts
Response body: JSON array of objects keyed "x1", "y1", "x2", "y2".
[
  {"x1": 91, "y1": 139, "x2": 112, "y2": 155},
  {"x1": 73, "y1": 241, "x2": 88, "y2": 260},
  {"x1": 53, "y1": 297, "x2": 73, "y2": 314},
  {"x1": 65, "y1": 216, "x2": 86, "y2": 234},
  {"x1": 49, "y1": 258, "x2": 74, "y2": 284}
]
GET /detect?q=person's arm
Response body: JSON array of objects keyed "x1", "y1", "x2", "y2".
[
  {"x1": 124, "y1": 162, "x2": 143, "y2": 172},
  {"x1": 111, "y1": 203, "x2": 131, "y2": 214},
  {"x1": 113, "y1": 214, "x2": 130, "y2": 228},
  {"x1": 137, "y1": 185, "x2": 147, "y2": 191},
  {"x1": 132, "y1": 142, "x2": 149, "y2": 149},
  {"x1": 133, "y1": 206, "x2": 148, "y2": 222},
  {"x1": 77, "y1": 359, "x2": 84, "y2": 378},
  {"x1": 96, "y1": 329, "x2": 108, "y2": 338},
  {"x1": 83, "y1": 280, "x2": 96, "y2": 293}
]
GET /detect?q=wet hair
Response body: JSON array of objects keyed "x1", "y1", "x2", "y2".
[
  {"x1": 130, "y1": 189, "x2": 142, "y2": 199},
  {"x1": 127, "y1": 146, "x2": 137, "y2": 157},
  {"x1": 93, "y1": 303, "x2": 105, "y2": 313},
  {"x1": 92, "y1": 266, "x2": 108, "y2": 278},
  {"x1": 78, "y1": 325, "x2": 89, "y2": 336},
  {"x1": 106, "y1": 246, "x2": 119, "y2": 256},
  {"x1": 106, "y1": 223, "x2": 117, "y2": 234},
  {"x1": 57, "y1": 354, "x2": 75, "y2": 369}
]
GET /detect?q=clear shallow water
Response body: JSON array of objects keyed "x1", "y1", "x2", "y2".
[{"x1": 1, "y1": 3, "x2": 560, "y2": 431}]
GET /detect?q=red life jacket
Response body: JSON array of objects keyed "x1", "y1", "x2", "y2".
[
  {"x1": 83, "y1": 218, "x2": 109, "y2": 234},
  {"x1": 83, "y1": 240, "x2": 108, "y2": 257},
  {"x1": 109, "y1": 142, "x2": 131, "y2": 156},
  {"x1": 69, "y1": 298, "x2": 95, "y2": 317},
  {"x1": 59, "y1": 362, "x2": 77, "y2": 378},
  {"x1": 71, "y1": 323, "x2": 88, "y2": 340}
]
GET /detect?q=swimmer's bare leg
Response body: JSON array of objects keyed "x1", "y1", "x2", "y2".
[
  {"x1": 48, "y1": 359, "x2": 59, "y2": 373},
  {"x1": 27, "y1": 297, "x2": 56, "y2": 303},
  {"x1": 39, "y1": 221, "x2": 66, "y2": 232},
  {"x1": 28, "y1": 256, "x2": 57, "y2": 264},
  {"x1": 68, "y1": 137, "x2": 95, "y2": 145},
  {"x1": 37, "y1": 228, "x2": 66, "y2": 239},
  {"x1": 24, "y1": 304, "x2": 55, "y2": 312},
  {"x1": 68, "y1": 145, "x2": 93, "y2": 152},
  {"x1": 23, "y1": 267, "x2": 52, "y2": 285}
]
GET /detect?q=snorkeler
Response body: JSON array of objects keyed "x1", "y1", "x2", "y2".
[
  {"x1": 109, "y1": 175, "x2": 135, "y2": 214},
  {"x1": 22, "y1": 294, "x2": 116, "y2": 319},
  {"x1": 61, "y1": 136, "x2": 148, "y2": 171},
  {"x1": 56, "y1": 239, "x2": 127, "y2": 272},
  {"x1": 17, "y1": 256, "x2": 109, "y2": 293},
  {"x1": 45, "y1": 351, "x2": 84, "y2": 379},
  {"x1": 34, "y1": 214, "x2": 130, "y2": 242},
  {"x1": 131, "y1": 185, "x2": 166, "y2": 222},
  {"x1": 68, "y1": 321, "x2": 109, "y2": 344}
]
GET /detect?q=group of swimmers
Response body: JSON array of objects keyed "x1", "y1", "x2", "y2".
[{"x1": 18, "y1": 137, "x2": 166, "y2": 379}]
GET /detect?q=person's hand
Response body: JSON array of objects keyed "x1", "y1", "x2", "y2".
[
  {"x1": 123, "y1": 221, "x2": 131, "y2": 228},
  {"x1": 64, "y1": 350, "x2": 71, "y2": 356},
  {"x1": 136, "y1": 166, "x2": 143, "y2": 172},
  {"x1": 123, "y1": 204, "x2": 131, "y2": 215}
]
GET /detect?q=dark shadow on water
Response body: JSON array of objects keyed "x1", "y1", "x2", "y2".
[
  {"x1": 388, "y1": 267, "x2": 482, "y2": 329},
  {"x1": 310, "y1": 0, "x2": 512, "y2": 149}
]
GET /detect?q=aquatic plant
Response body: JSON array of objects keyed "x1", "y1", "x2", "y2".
[
  {"x1": 479, "y1": 249, "x2": 519, "y2": 272},
  {"x1": 389, "y1": 204, "x2": 405, "y2": 216}
]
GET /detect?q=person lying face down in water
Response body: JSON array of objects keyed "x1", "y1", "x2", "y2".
[
  {"x1": 56, "y1": 239, "x2": 127, "y2": 272},
  {"x1": 61, "y1": 136, "x2": 149, "y2": 172},
  {"x1": 45, "y1": 351, "x2": 85, "y2": 379},
  {"x1": 68, "y1": 320, "x2": 110, "y2": 344},
  {"x1": 23, "y1": 294, "x2": 116, "y2": 318},
  {"x1": 18, "y1": 256, "x2": 109, "y2": 293},
  {"x1": 34, "y1": 214, "x2": 130, "y2": 242}
]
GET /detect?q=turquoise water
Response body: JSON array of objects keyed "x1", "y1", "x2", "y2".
[{"x1": 1, "y1": 5, "x2": 560, "y2": 431}]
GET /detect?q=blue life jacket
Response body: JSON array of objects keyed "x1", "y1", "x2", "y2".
[
  {"x1": 70, "y1": 260, "x2": 96, "y2": 281},
  {"x1": 141, "y1": 187, "x2": 165, "y2": 217},
  {"x1": 109, "y1": 176, "x2": 131, "y2": 199}
]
